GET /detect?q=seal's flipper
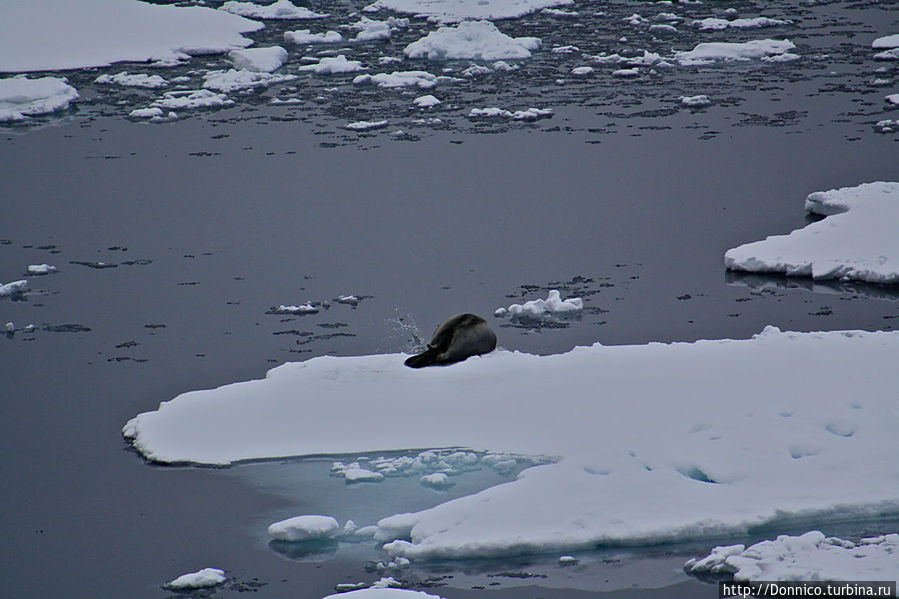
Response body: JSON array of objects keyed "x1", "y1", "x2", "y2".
[{"x1": 404, "y1": 348, "x2": 440, "y2": 368}]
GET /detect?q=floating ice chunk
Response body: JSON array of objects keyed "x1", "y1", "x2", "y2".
[
  {"x1": 551, "y1": 45, "x2": 579, "y2": 54},
  {"x1": 0, "y1": 280, "x2": 28, "y2": 297},
  {"x1": 344, "y1": 466, "x2": 386, "y2": 481},
  {"x1": 221, "y1": 0, "x2": 328, "y2": 20},
  {"x1": 284, "y1": 30, "x2": 344, "y2": 44},
  {"x1": 872, "y1": 34, "x2": 899, "y2": 49},
  {"x1": 692, "y1": 17, "x2": 792, "y2": 31},
  {"x1": 497, "y1": 290, "x2": 583, "y2": 319},
  {"x1": 571, "y1": 66, "x2": 594, "y2": 77},
  {"x1": 27, "y1": 264, "x2": 57, "y2": 275},
  {"x1": 323, "y1": 590, "x2": 445, "y2": 599},
  {"x1": 0, "y1": 76, "x2": 79, "y2": 122},
  {"x1": 587, "y1": 50, "x2": 665, "y2": 67},
  {"x1": 404, "y1": 21, "x2": 541, "y2": 61},
  {"x1": 354, "y1": 71, "x2": 438, "y2": 88},
  {"x1": 542, "y1": 8, "x2": 578, "y2": 17},
  {"x1": 468, "y1": 106, "x2": 552, "y2": 120},
  {"x1": 348, "y1": 17, "x2": 409, "y2": 42},
  {"x1": 649, "y1": 24, "x2": 677, "y2": 34},
  {"x1": 4, "y1": 322, "x2": 14, "y2": 332},
  {"x1": 413, "y1": 94, "x2": 441, "y2": 107},
  {"x1": 685, "y1": 532, "x2": 899, "y2": 582},
  {"x1": 874, "y1": 48, "x2": 899, "y2": 61},
  {"x1": 203, "y1": 69, "x2": 297, "y2": 92},
  {"x1": 462, "y1": 64, "x2": 492, "y2": 77},
  {"x1": 362, "y1": 0, "x2": 573, "y2": 23},
  {"x1": 492, "y1": 60, "x2": 517, "y2": 71},
  {"x1": 762, "y1": 52, "x2": 799, "y2": 63},
  {"x1": 725, "y1": 182, "x2": 899, "y2": 284},
  {"x1": 874, "y1": 119, "x2": 899, "y2": 133},
  {"x1": 0, "y1": 1, "x2": 262, "y2": 73},
  {"x1": 166, "y1": 568, "x2": 226, "y2": 590},
  {"x1": 229, "y1": 46, "x2": 288, "y2": 72},
  {"x1": 675, "y1": 39, "x2": 796, "y2": 65},
  {"x1": 612, "y1": 68, "x2": 639, "y2": 77},
  {"x1": 129, "y1": 107, "x2": 165, "y2": 119},
  {"x1": 558, "y1": 555, "x2": 579, "y2": 565},
  {"x1": 151, "y1": 89, "x2": 234, "y2": 110},
  {"x1": 268, "y1": 515, "x2": 340, "y2": 541},
  {"x1": 95, "y1": 72, "x2": 168, "y2": 88},
  {"x1": 420, "y1": 473, "x2": 454, "y2": 489},
  {"x1": 887, "y1": 94, "x2": 899, "y2": 105},
  {"x1": 655, "y1": 12, "x2": 680, "y2": 22},
  {"x1": 680, "y1": 94, "x2": 711, "y2": 107},
  {"x1": 269, "y1": 303, "x2": 319, "y2": 314},
  {"x1": 623, "y1": 14, "x2": 647, "y2": 26},
  {"x1": 299, "y1": 55, "x2": 367, "y2": 74}
]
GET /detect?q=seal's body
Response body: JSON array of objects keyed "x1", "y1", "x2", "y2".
[{"x1": 404, "y1": 313, "x2": 497, "y2": 368}]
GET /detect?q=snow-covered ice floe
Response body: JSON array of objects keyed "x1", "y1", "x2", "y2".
[
  {"x1": 685, "y1": 531, "x2": 899, "y2": 582},
  {"x1": 354, "y1": 71, "x2": 439, "y2": 89},
  {"x1": 345, "y1": 120, "x2": 390, "y2": 131},
  {"x1": 268, "y1": 515, "x2": 340, "y2": 541},
  {"x1": 348, "y1": 17, "x2": 410, "y2": 42},
  {"x1": 268, "y1": 303, "x2": 319, "y2": 315},
  {"x1": 298, "y1": 56, "x2": 367, "y2": 74},
  {"x1": 413, "y1": 94, "x2": 441, "y2": 107},
  {"x1": 95, "y1": 72, "x2": 169, "y2": 88},
  {"x1": 404, "y1": 21, "x2": 541, "y2": 61},
  {"x1": 229, "y1": 46, "x2": 289, "y2": 72},
  {"x1": 125, "y1": 327, "x2": 899, "y2": 560},
  {"x1": 284, "y1": 30, "x2": 344, "y2": 45},
  {"x1": 166, "y1": 568, "x2": 226, "y2": 590},
  {"x1": 203, "y1": 69, "x2": 297, "y2": 92},
  {"x1": 220, "y1": 0, "x2": 328, "y2": 20},
  {"x1": 0, "y1": 0, "x2": 262, "y2": 73},
  {"x1": 363, "y1": 0, "x2": 573, "y2": 23},
  {"x1": 692, "y1": 17, "x2": 792, "y2": 31},
  {"x1": 675, "y1": 39, "x2": 797, "y2": 65},
  {"x1": 494, "y1": 289, "x2": 583, "y2": 319},
  {"x1": 151, "y1": 89, "x2": 234, "y2": 110},
  {"x1": 0, "y1": 76, "x2": 79, "y2": 122},
  {"x1": 322, "y1": 590, "x2": 444, "y2": 599},
  {"x1": 725, "y1": 182, "x2": 899, "y2": 285},
  {"x1": 468, "y1": 107, "x2": 552, "y2": 120},
  {"x1": 680, "y1": 94, "x2": 711, "y2": 107},
  {"x1": 27, "y1": 264, "x2": 57, "y2": 275},
  {"x1": 0, "y1": 280, "x2": 28, "y2": 297}
]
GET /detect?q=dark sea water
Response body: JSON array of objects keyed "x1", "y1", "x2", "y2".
[{"x1": 2, "y1": 0, "x2": 898, "y2": 597}]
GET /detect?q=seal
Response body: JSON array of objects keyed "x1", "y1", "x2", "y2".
[{"x1": 404, "y1": 313, "x2": 497, "y2": 368}]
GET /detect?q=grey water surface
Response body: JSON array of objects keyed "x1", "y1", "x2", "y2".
[{"x1": 3, "y1": 0, "x2": 899, "y2": 597}]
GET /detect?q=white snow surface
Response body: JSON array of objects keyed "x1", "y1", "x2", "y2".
[
  {"x1": 872, "y1": 34, "x2": 899, "y2": 49},
  {"x1": 675, "y1": 39, "x2": 797, "y2": 65},
  {"x1": 152, "y1": 89, "x2": 234, "y2": 110},
  {"x1": 413, "y1": 94, "x2": 441, "y2": 107},
  {"x1": 354, "y1": 71, "x2": 438, "y2": 89},
  {"x1": 268, "y1": 515, "x2": 340, "y2": 541},
  {"x1": 468, "y1": 107, "x2": 552, "y2": 120},
  {"x1": 220, "y1": 0, "x2": 327, "y2": 20},
  {"x1": 284, "y1": 30, "x2": 344, "y2": 44},
  {"x1": 345, "y1": 120, "x2": 390, "y2": 131},
  {"x1": 203, "y1": 69, "x2": 297, "y2": 92},
  {"x1": 363, "y1": 0, "x2": 572, "y2": 23},
  {"x1": 725, "y1": 182, "x2": 899, "y2": 284},
  {"x1": 0, "y1": 0, "x2": 262, "y2": 73},
  {"x1": 495, "y1": 289, "x2": 583, "y2": 319},
  {"x1": 0, "y1": 76, "x2": 79, "y2": 122},
  {"x1": 166, "y1": 568, "x2": 226, "y2": 589},
  {"x1": 680, "y1": 94, "x2": 711, "y2": 107},
  {"x1": 229, "y1": 47, "x2": 289, "y2": 72},
  {"x1": 404, "y1": 21, "x2": 541, "y2": 61},
  {"x1": 0, "y1": 280, "x2": 28, "y2": 297},
  {"x1": 299, "y1": 56, "x2": 367, "y2": 74},
  {"x1": 95, "y1": 72, "x2": 169, "y2": 88},
  {"x1": 692, "y1": 17, "x2": 792, "y2": 31},
  {"x1": 125, "y1": 327, "x2": 899, "y2": 559},
  {"x1": 323, "y1": 590, "x2": 444, "y2": 599},
  {"x1": 27, "y1": 264, "x2": 57, "y2": 275},
  {"x1": 685, "y1": 531, "x2": 899, "y2": 582}
]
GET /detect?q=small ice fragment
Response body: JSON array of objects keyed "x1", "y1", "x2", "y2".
[
  {"x1": 166, "y1": 568, "x2": 226, "y2": 590},
  {"x1": 267, "y1": 515, "x2": 340, "y2": 541}
]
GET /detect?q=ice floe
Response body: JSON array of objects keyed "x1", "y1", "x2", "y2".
[
  {"x1": 875, "y1": 119, "x2": 899, "y2": 133},
  {"x1": 675, "y1": 39, "x2": 797, "y2": 65},
  {"x1": 0, "y1": 76, "x2": 79, "y2": 122},
  {"x1": 268, "y1": 515, "x2": 340, "y2": 541},
  {"x1": 268, "y1": 303, "x2": 319, "y2": 315},
  {"x1": 872, "y1": 34, "x2": 899, "y2": 49},
  {"x1": 571, "y1": 66, "x2": 594, "y2": 77},
  {"x1": 322, "y1": 589, "x2": 443, "y2": 599},
  {"x1": 203, "y1": 69, "x2": 297, "y2": 92},
  {"x1": 685, "y1": 531, "x2": 899, "y2": 582},
  {"x1": 229, "y1": 46, "x2": 289, "y2": 72},
  {"x1": 299, "y1": 55, "x2": 367, "y2": 74},
  {"x1": 0, "y1": 280, "x2": 28, "y2": 297},
  {"x1": 363, "y1": 0, "x2": 573, "y2": 24},
  {"x1": 413, "y1": 94, "x2": 441, "y2": 107},
  {"x1": 128, "y1": 107, "x2": 170, "y2": 120},
  {"x1": 680, "y1": 94, "x2": 711, "y2": 107},
  {"x1": 612, "y1": 67, "x2": 640, "y2": 77},
  {"x1": 151, "y1": 89, "x2": 234, "y2": 110},
  {"x1": 166, "y1": 568, "x2": 226, "y2": 590},
  {"x1": 27, "y1": 264, "x2": 57, "y2": 275},
  {"x1": 354, "y1": 71, "x2": 439, "y2": 89},
  {"x1": 887, "y1": 94, "x2": 899, "y2": 105},
  {"x1": 725, "y1": 182, "x2": 899, "y2": 284},
  {"x1": 468, "y1": 107, "x2": 552, "y2": 120},
  {"x1": 692, "y1": 17, "x2": 792, "y2": 31},
  {"x1": 404, "y1": 21, "x2": 541, "y2": 61},
  {"x1": 95, "y1": 72, "x2": 169, "y2": 88},
  {"x1": 125, "y1": 327, "x2": 899, "y2": 560},
  {"x1": 348, "y1": 17, "x2": 410, "y2": 42},
  {"x1": 220, "y1": 0, "x2": 327, "y2": 20},
  {"x1": 0, "y1": 0, "x2": 262, "y2": 73},
  {"x1": 494, "y1": 289, "x2": 582, "y2": 319},
  {"x1": 345, "y1": 120, "x2": 390, "y2": 131},
  {"x1": 284, "y1": 30, "x2": 344, "y2": 45}
]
